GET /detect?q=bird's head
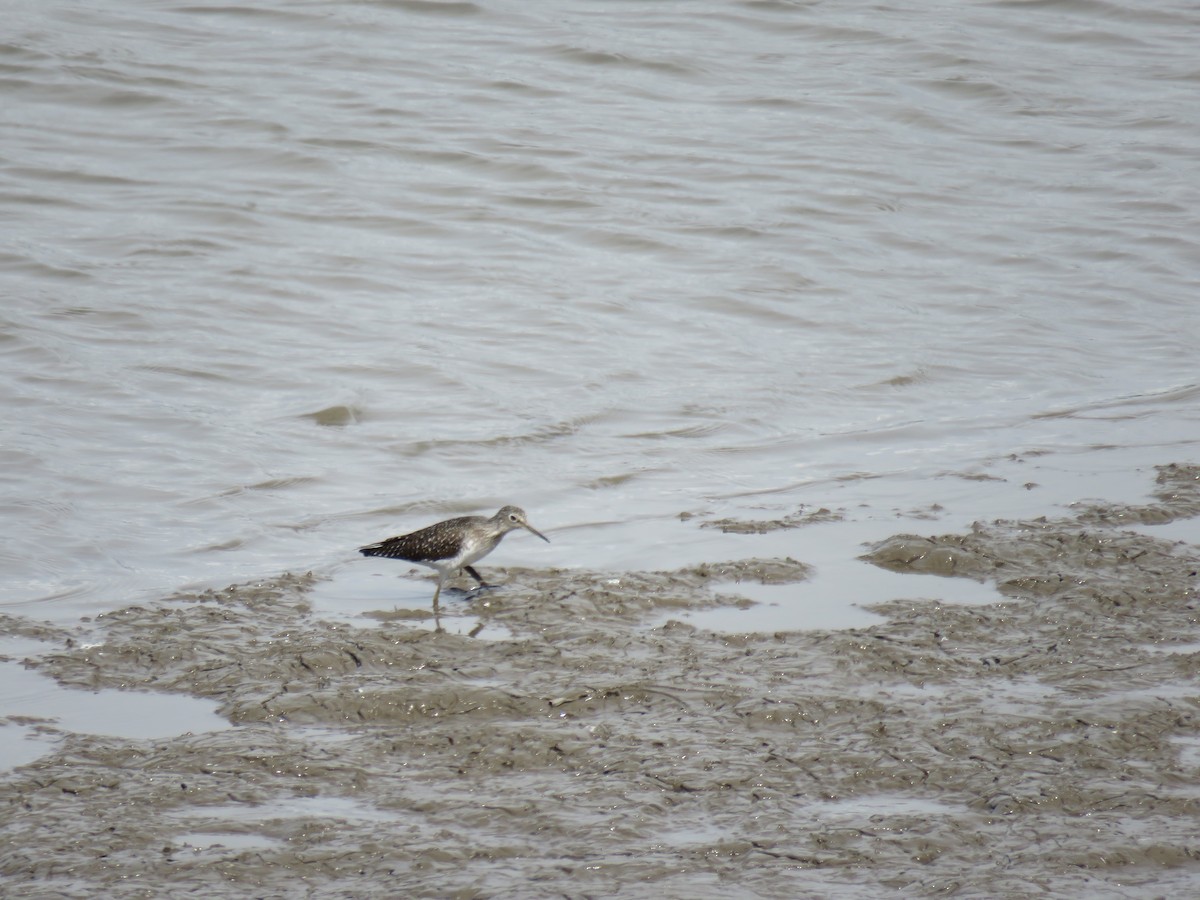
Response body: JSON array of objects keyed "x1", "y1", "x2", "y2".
[{"x1": 496, "y1": 505, "x2": 550, "y2": 542}]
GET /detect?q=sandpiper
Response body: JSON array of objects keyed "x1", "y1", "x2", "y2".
[{"x1": 359, "y1": 505, "x2": 549, "y2": 607}]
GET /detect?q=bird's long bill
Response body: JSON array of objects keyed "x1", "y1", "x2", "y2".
[{"x1": 524, "y1": 522, "x2": 550, "y2": 543}]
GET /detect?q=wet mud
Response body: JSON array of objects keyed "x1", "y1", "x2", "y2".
[{"x1": 2, "y1": 465, "x2": 1199, "y2": 897}]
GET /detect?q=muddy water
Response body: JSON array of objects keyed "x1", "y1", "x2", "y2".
[{"x1": 0, "y1": 464, "x2": 1196, "y2": 897}]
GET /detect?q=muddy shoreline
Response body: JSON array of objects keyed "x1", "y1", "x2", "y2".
[{"x1": 2, "y1": 465, "x2": 1199, "y2": 897}]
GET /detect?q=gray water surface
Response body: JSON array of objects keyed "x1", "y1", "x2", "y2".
[{"x1": 2, "y1": 0, "x2": 1198, "y2": 621}]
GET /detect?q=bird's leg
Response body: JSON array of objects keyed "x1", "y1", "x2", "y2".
[
  {"x1": 463, "y1": 565, "x2": 489, "y2": 588},
  {"x1": 431, "y1": 573, "x2": 445, "y2": 632}
]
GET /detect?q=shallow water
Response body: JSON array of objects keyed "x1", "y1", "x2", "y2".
[
  {"x1": 2, "y1": 2, "x2": 1200, "y2": 894},
  {"x1": 0, "y1": 659, "x2": 225, "y2": 742},
  {"x1": 2, "y1": 0, "x2": 1198, "y2": 627},
  {"x1": 0, "y1": 634, "x2": 228, "y2": 772},
  {"x1": 4, "y1": 473, "x2": 1198, "y2": 896},
  {"x1": 306, "y1": 561, "x2": 515, "y2": 638}
]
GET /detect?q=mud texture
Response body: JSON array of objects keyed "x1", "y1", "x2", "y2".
[
  {"x1": 2, "y1": 465, "x2": 1199, "y2": 898},
  {"x1": 697, "y1": 506, "x2": 844, "y2": 534}
]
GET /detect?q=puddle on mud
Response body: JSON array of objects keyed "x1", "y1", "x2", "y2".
[
  {"x1": 654, "y1": 579, "x2": 887, "y2": 632},
  {"x1": 173, "y1": 832, "x2": 284, "y2": 853},
  {"x1": 305, "y1": 563, "x2": 511, "y2": 639},
  {"x1": 1135, "y1": 516, "x2": 1200, "y2": 547},
  {"x1": 194, "y1": 795, "x2": 403, "y2": 825},
  {"x1": 1, "y1": 464, "x2": 1198, "y2": 898},
  {"x1": 1172, "y1": 736, "x2": 1200, "y2": 770},
  {"x1": 0, "y1": 660, "x2": 227, "y2": 737},
  {"x1": 1141, "y1": 641, "x2": 1200, "y2": 655},
  {"x1": 814, "y1": 794, "x2": 960, "y2": 821},
  {"x1": 649, "y1": 522, "x2": 1003, "y2": 634},
  {"x1": 0, "y1": 635, "x2": 229, "y2": 772}
]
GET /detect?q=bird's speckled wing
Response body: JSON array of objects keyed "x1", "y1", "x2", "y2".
[{"x1": 359, "y1": 516, "x2": 480, "y2": 563}]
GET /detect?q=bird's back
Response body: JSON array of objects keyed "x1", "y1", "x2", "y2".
[{"x1": 360, "y1": 515, "x2": 485, "y2": 564}]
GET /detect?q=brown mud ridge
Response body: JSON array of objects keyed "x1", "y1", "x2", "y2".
[{"x1": 2, "y1": 464, "x2": 1199, "y2": 898}]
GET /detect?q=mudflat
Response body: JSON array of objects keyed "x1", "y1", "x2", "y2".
[{"x1": 2, "y1": 465, "x2": 1198, "y2": 897}]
